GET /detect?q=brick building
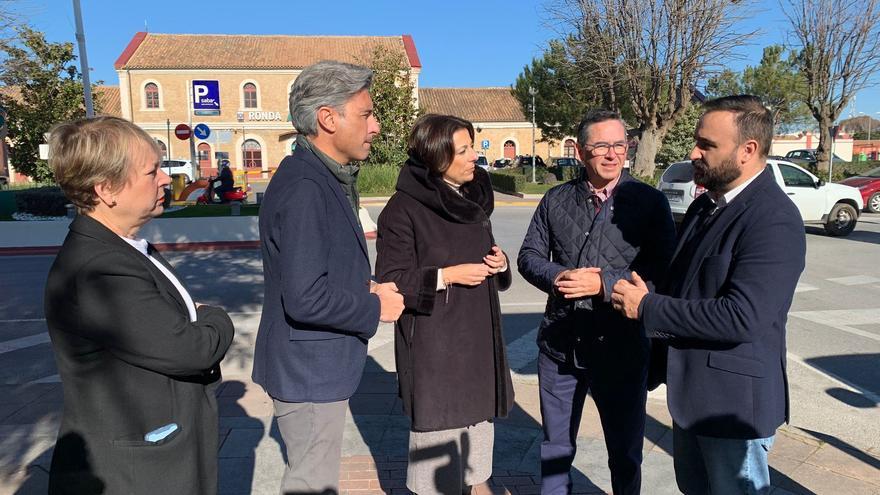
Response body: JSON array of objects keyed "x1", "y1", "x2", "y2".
[
  {"x1": 418, "y1": 87, "x2": 576, "y2": 164},
  {"x1": 114, "y1": 32, "x2": 421, "y2": 177}
]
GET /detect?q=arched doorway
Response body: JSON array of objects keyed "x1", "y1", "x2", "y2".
[
  {"x1": 503, "y1": 140, "x2": 516, "y2": 159},
  {"x1": 197, "y1": 142, "x2": 212, "y2": 175},
  {"x1": 564, "y1": 139, "x2": 576, "y2": 158},
  {"x1": 242, "y1": 139, "x2": 262, "y2": 169}
]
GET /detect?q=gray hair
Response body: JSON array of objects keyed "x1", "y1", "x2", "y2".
[{"x1": 289, "y1": 60, "x2": 374, "y2": 136}]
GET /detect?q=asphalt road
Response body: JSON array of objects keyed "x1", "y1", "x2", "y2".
[{"x1": 0, "y1": 207, "x2": 877, "y2": 452}]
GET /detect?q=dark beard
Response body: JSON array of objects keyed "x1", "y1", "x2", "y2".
[{"x1": 693, "y1": 154, "x2": 741, "y2": 192}]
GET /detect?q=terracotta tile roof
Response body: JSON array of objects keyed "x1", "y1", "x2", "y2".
[
  {"x1": 95, "y1": 85, "x2": 121, "y2": 117},
  {"x1": 419, "y1": 88, "x2": 527, "y2": 123},
  {"x1": 115, "y1": 33, "x2": 420, "y2": 70},
  {"x1": 0, "y1": 85, "x2": 121, "y2": 118}
]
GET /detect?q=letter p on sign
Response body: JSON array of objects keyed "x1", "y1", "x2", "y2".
[{"x1": 193, "y1": 84, "x2": 209, "y2": 103}]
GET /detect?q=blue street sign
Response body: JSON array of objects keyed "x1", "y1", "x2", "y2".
[
  {"x1": 194, "y1": 123, "x2": 211, "y2": 140},
  {"x1": 481, "y1": 139, "x2": 490, "y2": 150},
  {"x1": 192, "y1": 80, "x2": 220, "y2": 116}
]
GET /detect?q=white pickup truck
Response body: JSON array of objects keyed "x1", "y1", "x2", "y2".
[{"x1": 658, "y1": 158, "x2": 864, "y2": 236}]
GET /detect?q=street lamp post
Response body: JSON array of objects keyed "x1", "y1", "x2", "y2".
[{"x1": 529, "y1": 86, "x2": 537, "y2": 183}]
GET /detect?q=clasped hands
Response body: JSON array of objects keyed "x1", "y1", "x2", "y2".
[
  {"x1": 370, "y1": 280, "x2": 404, "y2": 322},
  {"x1": 443, "y1": 245, "x2": 507, "y2": 287},
  {"x1": 610, "y1": 271, "x2": 649, "y2": 320}
]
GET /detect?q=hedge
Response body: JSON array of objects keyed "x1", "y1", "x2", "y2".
[
  {"x1": 489, "y1": 171, "x2": 525, "y2": 194},
  {"x1": 359, "y1": 164, "x2": 401, "y2": 196},
  {"x1": 14, "y1": 186, "x2": 70, "y2": 216}
]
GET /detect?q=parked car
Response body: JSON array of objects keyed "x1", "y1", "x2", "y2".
[
  {"x1": 161, "y1": 159, "x2": 195, "y2": 182},
  {"x1": 493, "y1": 158, "x2": 512, "y2": 169},
  {"x1": 513, "y1": 155, "x2": 546, "y2": 168},
  {"x1": 658, "y1": 158, "x2": 864, "y2": 236},
  {"x1": 551, "y1": 157, "x2": 581, "y2": 168},
  {"x1": 475, "y1": 156, "x2": 490, "y2": 171},
  {"x1": 839, "y1": 165, "x2": 880, "y2": 213},
  {"x1": 783, "y1": 149, "x2": 845, "y2": 171}
]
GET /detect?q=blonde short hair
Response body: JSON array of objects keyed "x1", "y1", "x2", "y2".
[{"x1": 49, "y1": 116, "x2": 161, "y2": 212}]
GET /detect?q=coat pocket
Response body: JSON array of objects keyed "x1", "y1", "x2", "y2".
[{"x1": 707, "y1": 352, "x2": 765, "y2": 378}]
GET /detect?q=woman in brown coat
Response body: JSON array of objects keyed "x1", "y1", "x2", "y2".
[{"x1": 376, "y1": 114, "x2": 514, "y2": 495}]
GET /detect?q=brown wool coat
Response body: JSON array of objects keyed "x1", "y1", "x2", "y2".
[{"x1": 376, "y1": 161, "x2": 514, "y2": 432}]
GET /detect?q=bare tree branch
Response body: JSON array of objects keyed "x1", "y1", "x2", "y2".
[
  {"x1": 550, "y1": 0, "x2": 757, "y2": 176},
  {"x1": 784, "y1": 0, "x2": 880, "y2": 172}
]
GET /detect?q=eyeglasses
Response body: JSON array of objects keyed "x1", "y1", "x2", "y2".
[{"x1": 585, "y1": 142, "x2": 628, "y2": 156}]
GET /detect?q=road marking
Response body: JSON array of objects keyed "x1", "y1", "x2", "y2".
[
  {"x1": 0, "y1": 332, "x2": 50, "y2": 355},
  {"x1": 26, "y1": 374, "x2": 60, "y2": 384},
  {"x1": 0, "y1": 318, "x2": 46, "y2": 323},
  {"x1": 787, "y1": 351, "x2": 880, "y2": 406},
  {"x1": 826, "y1": 275, "x2": 880, "y2": 286},
  {"x1": 795, "y1": 283, "x2": 819, "y2": 293},
  {"x1": 790, "y1": 309, "x2": 880, "y2": 342}
]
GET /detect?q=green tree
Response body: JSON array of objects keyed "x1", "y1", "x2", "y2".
[
  {"x1": 0, "y1": 26, "x2": 95, "y2": 181},
  {"x1": 656, "y1": 104, "x2": 701, "y2": 167},
  {"x1": 704, "y1": 46, "x2": 811, "y2": 133},
  {"x1": 741, "y1": 45, "x2": 810, "y2": 132},
  {"x1": 362, "y1": 45, "x2": 419, "y2": 168},
  {"x1": 512, "y1": 40, "x2": 607, "y2": 143},
  {"x1": 705, "y1": 69, "x2": 743, "y2": 99}
]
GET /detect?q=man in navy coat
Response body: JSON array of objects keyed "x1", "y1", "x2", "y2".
[
  {"x1": 252, "y1": 60, "x2": 404, "y2": 494},
  {"x1": 612, "y1": 95, "x2": 806, "y2": 494}
]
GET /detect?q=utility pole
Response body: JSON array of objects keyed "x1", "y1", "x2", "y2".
[
  {"x1": 72, "y1": 0, "x2": 94, "y2": 117},
  {"x1": 529, "y1": 86, "x2": 537, "y2": 183}
]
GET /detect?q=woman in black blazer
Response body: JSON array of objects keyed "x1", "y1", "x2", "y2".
[{"x1": 44, "y1": 116, "x2": 234, "y2": 494}]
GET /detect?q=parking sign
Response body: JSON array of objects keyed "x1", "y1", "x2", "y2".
[{"x1": 192, "y1": 80, "x2": 220, "y2": 116}]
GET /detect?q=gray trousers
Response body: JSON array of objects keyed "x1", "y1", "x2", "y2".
[{"x1": 273, "y1": 398, "x2": 348, "y2": 495}]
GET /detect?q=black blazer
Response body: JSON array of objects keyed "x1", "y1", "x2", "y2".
[
  {"x1": 641, "y1": 168, "x2": 806, "y2": 439},
  {"x1": 251, "y1": 147, "x2": 380, "y2": 403},
  {"x1": 44, "y1": 215, "x2": 234, "y2": 495}
]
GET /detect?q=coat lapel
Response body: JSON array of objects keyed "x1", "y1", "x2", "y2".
[
  {"x1": 676, "y1": 168, "x2": 775, "y2": 295},
  {"x1": 69, "y1": 215, "x2": 190, "y2": 316},
  {"x1": 301, "y1": 152, "x2": 369, "y2": 260}
]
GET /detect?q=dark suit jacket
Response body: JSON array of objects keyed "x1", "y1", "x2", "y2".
[
  {"x1": 251, "y1": 146, "x2": 380, "y2": 403},
  {"x1": 44, "y1": 214, "x2": 235, "y2": 495},
  {"x1": 640, "y1": 167, "x2": 806, "y2": 439}
]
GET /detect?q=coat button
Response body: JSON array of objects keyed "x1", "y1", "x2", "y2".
[{"x1": 598, "y1": 335, "x2": 605, "y2": 342}]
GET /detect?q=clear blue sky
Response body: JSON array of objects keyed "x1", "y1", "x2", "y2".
[{"x1": 14, "y1": 0, "x2": 880, "y2": 122}]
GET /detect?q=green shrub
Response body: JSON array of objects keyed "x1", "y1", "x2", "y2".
[
  {"x1": 553, "y1": 166, "x2": 581, "y2": 182},
  {"x1": 359, "y1": 164, "x2": 401, "y2": 196},
  {"x1": 14, "y1": 186, "x2": 69, "y2": 216},
  {"x1": 489, "y1": 171, "x2": 525, "y2": 193},
  {"x1": 830, "y1": 160, "x2": 879, "y2": 182}
]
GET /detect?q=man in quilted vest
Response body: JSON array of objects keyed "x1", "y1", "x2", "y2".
[{"x1": 518, "y1": 109, "x2": 677, "y2": 495}]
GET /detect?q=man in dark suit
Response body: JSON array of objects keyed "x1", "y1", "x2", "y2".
[
  {"x1": 518, "y1": 109, "x2": 676, "y2": 494},
  {"x1": 252, "y1": 60, "x2": 404, "y2": 494},
  {"x1": 612, "y1": 95, "x2": 806, "y2": 494}
]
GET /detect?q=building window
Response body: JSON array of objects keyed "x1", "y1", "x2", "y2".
[
  {"x1": 504, "y1": 140, "x2": 516, "y2": 159},
  {"x1": 243, "y1": 139, "x2": 262, "y2": 169},
  {"x1": 155, "y1": 139, "x2": 167, "y2": 159},
  {"x1": 564, "y1": 139, "x2": 576, "y2": 158},
  {"x1": 197, "y1": 142, "x2": 211, "y2": 171},
  {"x1": 145, "y1": 83, "x2": 160, "y2": 109},
  {"x1": 243, "y1": 83, "x2": 258, "y2": 109}
]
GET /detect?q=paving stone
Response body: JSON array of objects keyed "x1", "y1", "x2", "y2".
[
  {"x1": 640, "y1": 447, "x2": 678, "y2": 494},
  {"x1": 219, "y1": 428, "x2": 266, "y2": 458},
  {"x1": 218, "y1": 457, "x2": 260, "y2": 495},
  {"x1": 803, "y1": 443, "x2": 880, "y2": 484},
  {"x1": 787, "y1": 462, "x2": 880, "y2": 495},
  {"x1": 769, "y1": 431, "x2": 822, "y2": 463},
  {"x1": 1, "y1": 402, "x2": 60, "y2": 426}
]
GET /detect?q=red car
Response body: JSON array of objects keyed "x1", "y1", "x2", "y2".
[{"x1": 840, "y1": 166, "x2": 880, "y2": 213}]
